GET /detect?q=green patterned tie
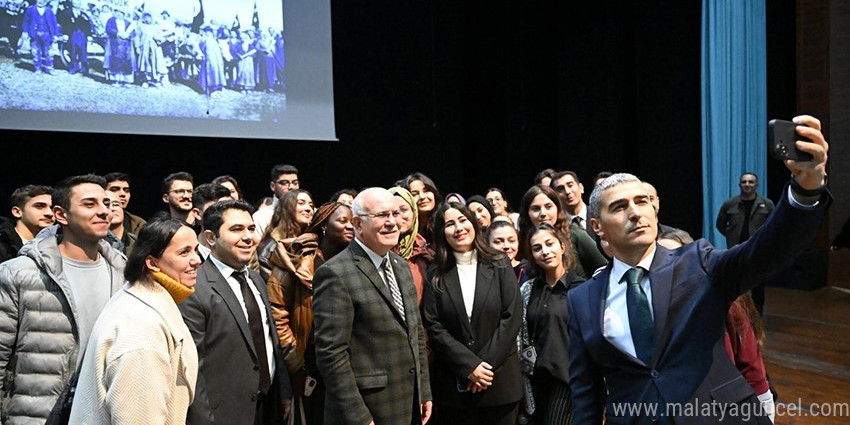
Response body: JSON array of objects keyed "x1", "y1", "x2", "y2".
[{"x1": 624, "y1": 267, "x2": 654, "y2": 366}]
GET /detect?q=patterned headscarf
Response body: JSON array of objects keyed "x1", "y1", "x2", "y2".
[
  {"x1": 388, "y1": 187, "x2": 418, "y2": 259},
  {"x1": 306, "y1": 201, "x2": 344, "y2": 235}
]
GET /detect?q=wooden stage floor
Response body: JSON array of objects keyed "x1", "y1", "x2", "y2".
[{"x1": 762, "y1": 286, "x2": 850, "y2": 424}]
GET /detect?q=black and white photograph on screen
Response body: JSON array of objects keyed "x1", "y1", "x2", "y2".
[{"x1": 0, "y1": 0, "x2": 286, "y2": 121}]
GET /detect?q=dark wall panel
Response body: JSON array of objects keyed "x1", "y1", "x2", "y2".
[{"x1": 0, "y1": 1, "x2": 796, "y2": 240}]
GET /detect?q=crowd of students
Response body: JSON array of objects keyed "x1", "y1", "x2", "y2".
[{"x1": 0, "y1": 160, "x2": 798, "y2": 425}]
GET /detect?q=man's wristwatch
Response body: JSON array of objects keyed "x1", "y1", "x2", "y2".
[{"x1": 790, "y1": 172, "x2": 828, "y2": 197}]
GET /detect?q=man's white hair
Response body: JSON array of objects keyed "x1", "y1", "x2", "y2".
[{"x1": 351, "y1": 187, "x2": 390, "y2": 217}]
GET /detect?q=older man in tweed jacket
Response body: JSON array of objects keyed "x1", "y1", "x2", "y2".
[{"x1": 313, "y1": 188, "x2": 432, "y2": 425}]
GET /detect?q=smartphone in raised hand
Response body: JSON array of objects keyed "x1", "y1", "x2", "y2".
[{"x1": 769, "y1": 119, "x2": 814, "y2": 162}]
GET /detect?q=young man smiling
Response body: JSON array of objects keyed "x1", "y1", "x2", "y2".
[
  {"x1": 0, "y1": 174, "x2": 125, "y2": 424},
  {"x1": 104, "y1": 172, "x2": 147, "y2": 235},
  {"x1": 0, "y1": 184, "x2": 54, "y2": 263},
  {"x1": 160, "y1": 172, "x2": 195, "y2": 225},
  {"x1": 181, "y1": 200, "x2": 291, "y2": 425}
]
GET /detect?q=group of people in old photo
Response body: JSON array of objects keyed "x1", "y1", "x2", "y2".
[{"x1": 0, "y1": 0, "x2": 285, "y2": 94}]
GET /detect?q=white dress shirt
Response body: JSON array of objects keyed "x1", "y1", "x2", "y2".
[
  {"x1": 603, "y1": 244, "x2": 656, "y2": 359},
  {"x1": 354, "y1": 238, "x2": 394, "y2": 284},
  {"x1": 252, "y1": 198, "x2": 277, "y2": 239},
  {"x1": 196, "y1": 243, "x2": 211, "y2": 260},
  {"x1": 566, "y1": 202, "x2": 588, "y2": 228},
  {"x1": 208, "y1": 255, "x2": 276, "y2": 377}
]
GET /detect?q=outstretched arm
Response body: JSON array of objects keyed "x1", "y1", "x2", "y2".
[{"x1": 708, "y1": 115, "x2": 831, "y2": 301}]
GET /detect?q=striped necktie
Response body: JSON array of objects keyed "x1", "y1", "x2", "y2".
[{"x1": 381, "y1": 258, "x2": 406, "y2": 323}]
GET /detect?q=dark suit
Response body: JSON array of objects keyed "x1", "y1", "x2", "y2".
[
  {"x1": 570, "y1": 213, "x2": 595, "y2": 239},
  {"x1": 421, "y1": 258, "x2": 522, "y2": 411},
  {"x1": 313, "y1": 241, "x2": 431, "y2": 425},
  {"x1": 570, "y1": 217, "x2": 612, "y2": 265},
  {"x1": 567, "y1": 189, "x2": 829, "y2": 424},
  {"x1": 180, "y1": 259, "x2": 291, "y2": 425}
]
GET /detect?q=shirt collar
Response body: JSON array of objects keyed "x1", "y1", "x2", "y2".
[
  {"x1": 611, "y1": 243, "x2": 657, "y2": 284},
  {"x1": 555, "y1": 272, "x2": 574, "y2": 290},
  {"x1": 208, "y1": 253, "x2": 248, "y2": 280},
  {"x1": 354, "y1": 237, "x2": 388, "y2": 270},
  {"x1": 566, "y1": 202, "x2": 588, "y2": 223},
  {"x1": 536, "y1": 271, "x2": 572, "y2": 291},
  {"x1": 576, "y1": 203, "x2": 587, "y2": 221},
  {"x1": 197, "y1": 243, "x2": 211, "y2": 260}
]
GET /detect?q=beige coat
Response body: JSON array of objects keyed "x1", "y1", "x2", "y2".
[{"x1": 68, "y1": 281, "x2": 198, "y2": 425}]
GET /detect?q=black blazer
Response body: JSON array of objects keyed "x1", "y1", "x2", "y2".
[
  {"x1": 422, "y1": 256, "x2": 523, "y2": 407},
  {"x1": 180, "y1": 259, "x2": 291, "y2": 425}
]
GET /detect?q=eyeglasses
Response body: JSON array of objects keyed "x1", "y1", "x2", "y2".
[
  {"x1": 169, "y1": 189, "x2": 192, "y2": 195},
  {"x1": 357, "y1": 210, "x2": 402, "y2": 222},
  {"x1": 275, "y1": 179, "x2": 299, "y2": 187}
]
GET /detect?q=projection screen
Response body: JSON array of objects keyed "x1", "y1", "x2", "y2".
[{"x1": 0, "y1": 0, "x2": 336, "y2": 141}]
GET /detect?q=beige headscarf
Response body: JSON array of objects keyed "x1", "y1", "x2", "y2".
[{"x1": 388, "y1": 187, "x2": 419, "y2": 259}]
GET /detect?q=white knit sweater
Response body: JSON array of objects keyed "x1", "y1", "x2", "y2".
[{"x1": 68, "y1": 282, "x2": 198, "y2": 425}]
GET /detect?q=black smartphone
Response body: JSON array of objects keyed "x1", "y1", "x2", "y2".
[{"x1": 768, "y1": 119, "x2": 813, "y2": 161}]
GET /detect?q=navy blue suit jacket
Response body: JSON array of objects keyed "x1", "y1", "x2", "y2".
[{"x1": 567, "y1": 188, "x2": 830, "y2": 424}]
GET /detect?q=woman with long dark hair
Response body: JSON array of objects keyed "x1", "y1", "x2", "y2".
[
  {"x1": 518, "y1": 223, "x2": 583, "y2": 424},
  {"x1": 69, "y1": 219, "x2": 200, "y2": 424},
  {"x1": 266, "y1": 201, "x2": 354, "y2": 425},
  {"x1": 422, "y1": 203, "x2": 523, "y2": 425},
  {"x1": 403, "y1": 172, "x2": 442, "y2": 243},
  {"x1": 518, "y1": 184, "x2": 606, "y2": 278},
  {"x1": 256, "y1": 189, "x2": 314, "y2": 279}
]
